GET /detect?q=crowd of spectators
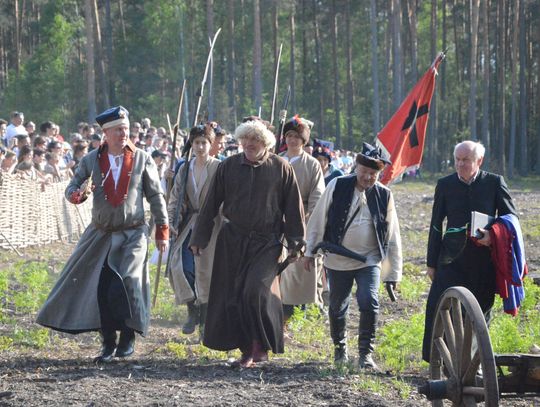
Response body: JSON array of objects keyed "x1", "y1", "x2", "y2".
[{"x1": 0, "y1": 110, "x2": 360, "y2": 189}]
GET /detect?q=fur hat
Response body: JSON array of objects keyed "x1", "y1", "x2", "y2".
[
  {"x1": 235, "y1": 120, "x2": 276, "y2": 149},
  {"x1": 356, "y1": 142, "x2": 391, "y2": 171},
  {"x1": 283, "y1": 115, "x2": 313, "y2": 144},
  {"x1": 188, "y1": 123, "x2": 215, "y2": 144}
]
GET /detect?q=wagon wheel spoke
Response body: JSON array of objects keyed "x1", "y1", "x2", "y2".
[
  {"x1": 451, "y1": 298, "x2": 464, "y2": 373},
  {"x1": 441, "y1": 308, "x2": 458, "y2": 373},
  {"x1": 463, "y1": 349, "x2": 481, "y2": 384},
  {"x1": 462, "y1": 394, "x2": 478, "y2": 407},
  {"x1": 435, "y1": 336, "x2": 456, "y2": 378},
  {"x1": 460, "y1": 313, "x2": 473, "y2": 377}
]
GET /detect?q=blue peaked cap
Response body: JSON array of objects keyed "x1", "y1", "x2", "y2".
[{"x1": 96, "y1": 106, "x2": 130, "y2": 129}]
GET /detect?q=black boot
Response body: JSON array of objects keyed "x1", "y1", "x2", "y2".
[
  {"x1": 329, "y1": 312, "x2": 348, "y2": 365},
  {"x1": 358, "y1": 311, "x2": 379, "y2": 370},
  {"x1": 95, "y1": 329, "x2": 116, "y2": 363},
  {"x1": 198, "y1": 302, "x2": 208, "y2": 340},
  {"x1": 182, "y1": 300, "x2": 200, "y2": 335},
  {"x1": 115, "y1": 329, "x2": 135, "y2": 358}
]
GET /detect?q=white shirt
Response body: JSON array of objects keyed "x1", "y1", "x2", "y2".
[
  {"x1": 107, "y1": 153, "x2": 124, "y2": 188},
  {"x1": 4, "y1": 124, "x2": 27, "y2": 147},
  {"x1": 281, "y1": 154, "x2": 302, "y2": 165}
]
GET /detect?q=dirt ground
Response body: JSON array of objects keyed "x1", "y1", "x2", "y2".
[{"x1": 1, "y1": 182, "x2": 539, "y2": 406}]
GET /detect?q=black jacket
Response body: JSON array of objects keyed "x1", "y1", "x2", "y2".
[{"x1": 426, "y1": 170, "x2": 517, "y2": 268}]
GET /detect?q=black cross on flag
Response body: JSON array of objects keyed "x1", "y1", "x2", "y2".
[{"x1": 401, "y1": 101, "x2": 429, "y2": 148}]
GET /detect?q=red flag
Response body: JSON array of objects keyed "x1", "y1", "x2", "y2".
[{"x1": 377, "y1": 53, "x2": 445, "y2": 185}]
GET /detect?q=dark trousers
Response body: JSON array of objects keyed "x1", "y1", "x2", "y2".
[{"x1": 97, "y1": 260, "x2": 130, "y2": 332}]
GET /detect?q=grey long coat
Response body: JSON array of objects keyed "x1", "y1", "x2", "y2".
[
  {"x1": 36, "y1": 143, "x2": 168, "y2": 336},
  {"x1": 167, "y1": 157, "x2": 221, "y2": 305}
]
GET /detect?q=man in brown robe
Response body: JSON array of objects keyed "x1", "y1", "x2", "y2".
[{"x1": 190, "y1": 119, "x2": 305, "y2": 368}]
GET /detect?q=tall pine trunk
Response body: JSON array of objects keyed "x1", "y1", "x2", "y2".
[
  {"x1": 330, "y1": 0, "x2": 341, "y2": 147},
  {"x1": 480, "y1": 0, "x2": 491, "y2": 168},
  {"x1": 345, "y1": 0, "x2": 354, "y2": 147},
  {"x1": 428, "y1": 0, "x2": 438, "y2": 171},
  {"x1": 406, "y1": 0, "x2": 418, "y2": 83},
  {"x1": 313, "y1": 0, "x2": 324, "y2": 135},
  {"x1": 391, "y1": 0, "x2": 403, "y2": 110},
  {"x1": 227, "y1": 0, "x2": 237, "y2": 127},
  {"x1": 84, "y1": 0, "x2": 97, "y2": 122},
  {"x1": 469, "y1": 0, "x2": 480, "y2": 140},
  {"x1": 496, "y1": 0, "x2": 507, "y2": 174},
  {"x1": 509, "y1": 0, "x2": 519, "y2": 178},
  {"x1": 105, "y1": 0, "x2": 115, "y2": 105},
  {"x1": 252, "y1": 0, "x2": 262, "y2": 113},
  {"x1": 206, "y1": 0, "x2": 215, "y2": 120},
  {"x1": 518, "y1": 0, "x2": 527, "y2": 175},
  {"x1": 93, "y1": 0, "x2": 109, "y2": 108},
  {"x1": 369, "y1": 0, "x2": 380, "y2": 136},
  {"x1": 289, "y1": 4, "x2": 296, "y2": 113}
]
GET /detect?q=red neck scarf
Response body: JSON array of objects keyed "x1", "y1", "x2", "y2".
[{"x1": 97, "y1": 140, "x2": 137, "y2": 207}]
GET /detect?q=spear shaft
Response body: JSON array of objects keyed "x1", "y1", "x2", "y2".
[
  {"x1": 153, "y1": 80, "x2": 187, "y2": 307},
  {"x1": 270, "y1": 43, "x2": 283, "y2": 126}
]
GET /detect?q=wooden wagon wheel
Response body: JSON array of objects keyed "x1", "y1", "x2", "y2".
[{"x1": 429, "y1": 286, "x2": 499, "y2": 406}]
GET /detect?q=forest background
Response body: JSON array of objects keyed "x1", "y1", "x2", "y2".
[{"x1": 0, "y1": 0, "x2": 539, "y2": 177}]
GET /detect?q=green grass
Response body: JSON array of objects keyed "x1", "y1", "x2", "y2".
[
  {"x1": 12, "y1": 327, "x2": 50, "y2": 349},
  {"x1": 10, "y1": 261, "x2": 52, "y2": 313},
  {"x1": 377, "y1": 312, "x2": 428, "y2": 373},
  {"x1": 0, "y1": 336, "x2": 14, "y2": 351},
  {"x1": 396, "y1": 263, "x2": 428, "y2": 302},
  {"x1": 520, "y1": 215, "x2": 540, "y2": 240},
  {"x1": 505, "y1": 175, "x2": 540, "y2": 192},
  {"x1": 490, "y1": 278, "x2": 540, "y2": 354},
  {"x1": 283, "y1": 305, "x2": 333, "y2": 362}
]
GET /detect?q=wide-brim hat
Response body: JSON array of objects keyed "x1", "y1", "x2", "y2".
[
  {"x1": 96, "y1": 106, "x2": 130, "y2": 130},
  {"x1": 356, "y1": 142, "x2": 391, "y2": 171}
]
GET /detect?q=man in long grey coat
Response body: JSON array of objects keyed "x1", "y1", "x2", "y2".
[{"x1": 37, "y1": 106, "x2": 168, "y2": 362}]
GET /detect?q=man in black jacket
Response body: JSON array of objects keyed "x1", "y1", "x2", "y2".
[{"x1": 422, "y1": 140, "x2": 517, "y2": 362}]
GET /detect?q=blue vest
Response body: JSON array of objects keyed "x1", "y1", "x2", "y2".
[{"x1": 323, "y1": 175, "x2": 390, "y2": 258}]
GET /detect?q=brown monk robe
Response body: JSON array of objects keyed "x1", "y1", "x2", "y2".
[{"x1": 190, "y1": 119, "x2": 305, "y2": 367}]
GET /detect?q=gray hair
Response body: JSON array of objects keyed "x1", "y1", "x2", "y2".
[
  {"x1": 454, "y1": 140, "x2": 485, "y2": 160},
  {"x1": 234, "y1": 120, "x2": 276, "y2": 149}
]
